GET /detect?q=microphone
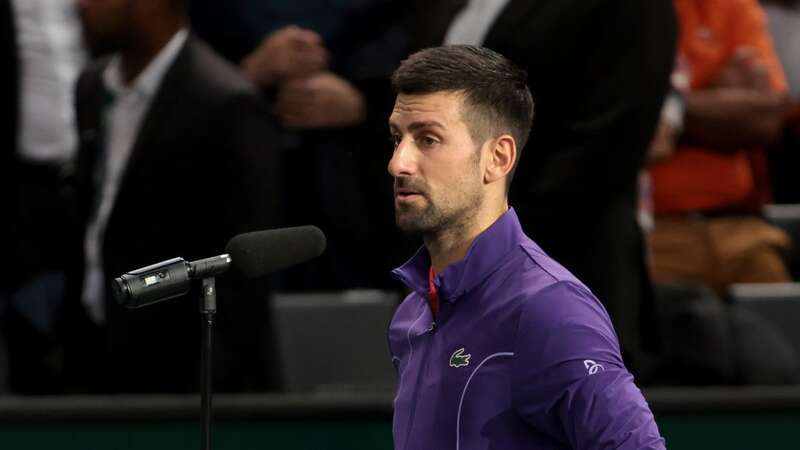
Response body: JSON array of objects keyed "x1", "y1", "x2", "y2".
[
  {"x1": 113, "y1": 226, "x2": 326, "y2": 308},
  {"x1": 224, "y1": 225, "x2": 326, "y2": 278},
  {"x1": 111, "y1": 255, "x2": 232, "y2": 309}
]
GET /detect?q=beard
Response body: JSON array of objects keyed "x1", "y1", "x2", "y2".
[
  {"x1": 394, "y1": 196, "x2": 440, "y2": 235},
  {"x1": 393, "y1": 176, "x2": 482, "y2": 237}
]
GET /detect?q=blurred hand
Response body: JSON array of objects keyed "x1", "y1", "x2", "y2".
[
  {"x1": 710, "y1": 46, "x2": 771, "y2": 91},
  {"x1": 647, "y1": 120, "x2": 677, "y2": 163},
  {"x1": 276, "y1": 71, "x2": 367, "y2": 129},
  {"x1": 241, "y1": 25, "x2": 329, "y2": 87}
]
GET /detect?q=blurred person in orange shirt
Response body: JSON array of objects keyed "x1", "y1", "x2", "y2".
[{"x1": 647, "y1": 0, "x2": 792, "y2": 295}]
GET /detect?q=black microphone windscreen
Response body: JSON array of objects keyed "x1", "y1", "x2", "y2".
[{"x1": 224, "y1": 226, "x2": 326, "y2": 278}]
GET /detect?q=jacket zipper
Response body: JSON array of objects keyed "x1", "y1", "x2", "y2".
[{"x1": 403, "y1": 319, "x2": 437, "y2": 449}]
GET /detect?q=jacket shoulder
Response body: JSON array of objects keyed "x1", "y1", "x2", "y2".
[
  {"x1": 492, "y1": 242, "x2": 609, "y2": 326},
  {"x1": 516, "y1": 239, "x2": 591, "y2": 292},
  {"x1": 182, "y1": 37, "x2": 261, "y2": 100}
]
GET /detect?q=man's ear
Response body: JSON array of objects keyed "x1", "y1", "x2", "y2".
[{"x1": 484, "y1": 135, "x2": 516, "y2": 185}]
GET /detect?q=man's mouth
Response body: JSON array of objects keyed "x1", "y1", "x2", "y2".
[{"x1": 394, "y1": 188, "x2": 424, "y2": 202}]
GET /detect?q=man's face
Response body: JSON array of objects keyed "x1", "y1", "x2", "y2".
[
  {"x1": 77, "y1": 0, "x2": 136, "y2": 54},
  {"x1": 388, "y1": 91, "x2": 486, "y2": 236}
]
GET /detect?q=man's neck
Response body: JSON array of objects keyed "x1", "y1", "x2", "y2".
[
  {"x1": 424, "y1": 202, "x2": 508, "y2": 273},
  {"x1": 119, "y1": 19, "x2": 185, "y2": 85}
]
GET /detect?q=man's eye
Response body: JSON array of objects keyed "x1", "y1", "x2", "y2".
[
  {"x1": 389, "y1": 135, "x2": 401, "y2": 148},
  {"x1": 417, "y1": 136, "x2": 438, "y2": 147}
]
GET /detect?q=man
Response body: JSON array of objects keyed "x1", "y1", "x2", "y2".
[
  {"x1": 648, "y1": 0, "x2": 791, "y2": 295},
  {"x1": 401, "y1": 0, "x2": 678, "y2": 371},
  {"x1": 387, "y1": 46, "x2": 663, "y2": 450},
  {"x1": 67, "y1": 0, "x2": 281, "y2": 392}
]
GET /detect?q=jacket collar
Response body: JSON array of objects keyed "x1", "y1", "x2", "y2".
[
  {"x1": 103, "y1": 28, "x2": 189, "y2": 100},
  {"x1": 392, "y1": 207, "x2": 527, "y2": 302}
]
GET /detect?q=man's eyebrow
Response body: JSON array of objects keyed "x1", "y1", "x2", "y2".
[
  {"x1": 408, "y1": 121, "x2": 445, "y2": 132},
  {"x1": 388, "y1": 120, "x2": 446, "y2": 133}
]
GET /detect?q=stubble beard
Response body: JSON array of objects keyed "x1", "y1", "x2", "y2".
[
  {"x1": 394, "y1": 148, "x2": 484, "y2": 238},
  {"x1": 394, "y1": 183, "x2": 482, "y2": 240},
  {"x1": 395, "y1": 195, "x2": 440, "y2": 236}
]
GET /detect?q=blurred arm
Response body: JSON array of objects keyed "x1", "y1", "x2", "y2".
[
  {"x1": 240, "y1": 25, "x2": 329, "y2": 88},
  {"x1": 682, "y1": 88, "x2": 786, "y2": 149},
  {"x1": 513, "y1": 282, "x2": 665, "y2": 450},
  {"x1": 682, "y1": 2, "x2": 790, "y2": 150}
]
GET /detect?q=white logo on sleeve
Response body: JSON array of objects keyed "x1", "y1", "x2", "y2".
[{"x1": 583, "y1": 360, "x2": 605, "y2": 375}]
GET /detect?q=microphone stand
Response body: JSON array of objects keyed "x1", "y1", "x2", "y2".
[{"x1": 200, "y1": 277, "x2": 217, "y2": 450}]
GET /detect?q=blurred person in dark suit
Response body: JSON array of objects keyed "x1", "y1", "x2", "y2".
[
  {"x1": 399, "y1": 0, "x2": 677, "y2": 375},
  {"x1": 189, "y1": 0, "x2": 411, "y2": 291},
  {"x1": 66, "y1": 0, "x2": 281, "y2": 393}
]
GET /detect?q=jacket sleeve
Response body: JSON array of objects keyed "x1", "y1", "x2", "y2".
[{"x1": 511, "y1": 281, "x2": 665, "y2": 450}]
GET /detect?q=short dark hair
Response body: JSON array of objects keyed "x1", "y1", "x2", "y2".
[{"x1": 391, "y1": 45, "x2": 534, "y2": 184}]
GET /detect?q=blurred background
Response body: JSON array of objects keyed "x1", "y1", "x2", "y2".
[{"x1": 1, "y1": 0, "x2": 800, "y2": 449}]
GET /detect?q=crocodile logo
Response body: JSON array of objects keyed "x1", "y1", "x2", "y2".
[{"x1": 449, "y1": 348, "x2": 471, "y2": 368}]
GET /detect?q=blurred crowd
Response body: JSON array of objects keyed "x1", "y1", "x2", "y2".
[{"x1": 1, "y1": 0, "x2": 800, "y2": 395}]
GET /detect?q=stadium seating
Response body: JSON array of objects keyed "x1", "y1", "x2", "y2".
[{"x1": 271, "y1": 290, "x2": 400, "y2": 393}]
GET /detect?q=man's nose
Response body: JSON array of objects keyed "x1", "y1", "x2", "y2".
[{"x1": 388, "y1": 137, "x2": 415, "y2": 178}]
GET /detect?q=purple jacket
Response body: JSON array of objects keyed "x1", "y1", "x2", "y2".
[{"x1": 389, "y1": 209, "x2": 664, "y2": 450}]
